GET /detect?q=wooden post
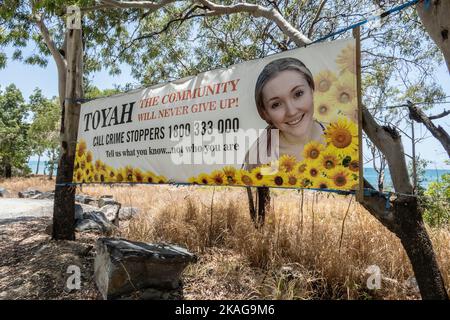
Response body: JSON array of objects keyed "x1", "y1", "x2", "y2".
[{"x1": 353, "y1": 26, "x2": 364, "y2": 202}]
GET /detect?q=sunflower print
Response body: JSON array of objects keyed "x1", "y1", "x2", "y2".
[
  {"x1": 279, "y1": 154, "x2": 297, "y2": 173},
  {"x1": 236, "y1": 170, "x2": 254, "y2": 186},
  {"x1": 327, "y1": 167, "x2": 351, "y2": 190},
  {"x1": 325, "y1": 117, "x2": 358, "y2": 155},
  {"x1": 336, "y1": 44, "x2": 356, "y2": 75},
  {"x1": 197, "y1": 173, "x2": 210, "y2": 185},
  {"x1": 319, "y1": 151, "x2": 339, "y2": 170},
  {"x1": 303, "y1": 141, "x2": 324, "y2": 161},
  {"x1": 314, "y1": 92, "x2": 342, "y2": 124},
  {"x1": 314, "y1": 70, "x2": 337, "y2": 93},
  {"x1": 209, "y1": 170, "x2": 226, "y2": 185}
]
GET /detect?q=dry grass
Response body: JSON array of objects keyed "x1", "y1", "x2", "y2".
[
  {"x1": 1, "y1": 177, "x2": 449, "y2": 300},
  {"x1": 84, "y1": 184, "x2": 449, "y2": 300},
  {"x1": 0, "y1": 176, "x2": 55, "y2": 197}
]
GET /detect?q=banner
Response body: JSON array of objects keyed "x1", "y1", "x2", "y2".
[{"x1": 73, "y1": 38, "x2": 360, "y2": 191}]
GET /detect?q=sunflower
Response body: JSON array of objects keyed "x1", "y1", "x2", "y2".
[
  {"x1": 303, "y1": 141, "x2": 324, "y2": 161},
  {"x1": 78, "y1": 154, "x2": 87, "y2": 170},
  {"x1": 236, "y1": 170, "x2": 254, "y2": 186},
  {"x1": 336, "y1": 44, "x2": 356, "y2": 75},
  {"x1": 106, "y1": 166, "x2": 117, "y2": 182},
  {"x1": 332, "y1": 82, "x2": 357, "y2": 112},
  {"x1": 123, "y1": 166, "x2": 135, "y2": 182},
  {"x1": 98, "y1": 170, "x2": 108, "y2": 183},
  {"x1": 298, "y1": 177, "x2": 312, "y2": 188},
  {"x1": 314, "y1": 92, "x2": 341, "y2": 124},
  {"x1": 197, "y1": 173, "x2": 210, "y2": 185},
  {"x1": 328, "y1": 167, "x2": 351, "y2": 190},
  {"x1": 209, "y1": 170, "x2": 226, "y2": 185},
  {"x1": 222, "y1": 166, "x2": 238, "y2": 184},
  {"x1": 279, "y1": 154, "x2": 298, "y2": 173},
  {"x1": 314, "y1": 70, "x2": 337, "y2": 93},
  {"x1": 251, "y1": 167, "x2": 268, "y2": 186},
  {"x1": 84, "y1": 162, "x2": 93, "y2": 178},
  {"x1": 348, "y1": 158, "x2": 359, "y2": 172},
  {"x1": 294, "y1": 162, "x2": 308, "y2": 176},
  {"x1": 144, "y1": 171, "x2": 156, "y2": 184},
  {"x1": 134, "y1": 168, "x2": 145, "y2": 183},
  {"x1": 325, "y1": 118, "x2": 358, "y2": 154},
  {"x1": 188, "y1": 176, "x2": 198, "y2": 184},
  {"x1": 286, "y1": 172, "x2": 298, "y2": 187},
  {"x1": 94, "y1": 159, "x2": 103, "y2": 171},
  {"x1": 76, "y1": 140, "x2": 87, "y2": 158},
  {"x1": 266, "y1": 171, "x2": 287, "y2": 187},
  {"x1": 319, "y1": 151, "x2": 339, "y2": 170},
  {"x1": 313, "y1": 178, "x2": 330, "y2": 189},
  {"x1": 86, "y1": 150, "x2": 94, "y2": 164},
  {"x1": 305, "y1": 162, "x2": 322, "y2": 182},
  {"x1": 156, "y1": 175, "x2": 167, "y2": 184},
  {"x1": 93, "y1": 171, "x2": 100, "y2": 183},
  {"x1": 73, "y1": 168, "x2": 84, "y2": 183},
  {"x1": 116, "y1": 169, "x2": 125, "y2": 183}
]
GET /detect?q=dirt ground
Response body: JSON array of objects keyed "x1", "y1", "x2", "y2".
[{"x1": 0, "y1": 216, "x2": 101, "y2": 300}]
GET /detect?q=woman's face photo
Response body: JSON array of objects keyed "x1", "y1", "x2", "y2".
[{"x1": 261, "y1": 70, "x2": 314, "y2": 139}]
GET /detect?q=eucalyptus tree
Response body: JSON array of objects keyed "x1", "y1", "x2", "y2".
[{"x1": 1, "y1": 0, "x2": 448, "y2": 298}]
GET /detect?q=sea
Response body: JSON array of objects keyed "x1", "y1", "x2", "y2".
[{"x1": 28, "y1": 160, "x2": 449, "y2": 190}]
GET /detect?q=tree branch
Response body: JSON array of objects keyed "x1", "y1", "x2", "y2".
[
  {"x1": 33, "y1": 14, "x2": 67, "y2": 105},
  {"x1": 408, "y1": 102, "x2": 450, "y2": 158},
  {"x1": 196, "y1": 0, "x2": 312, "y2": 47},
  {"x1": 429, "y1": 109, "x2": 450, "y2": 120},
  {"x1": 362, "y1": 106, "x2": 413, "y2": 194},
  {"x1": 307, "y1": 0, "x2": 327, "y2": 39},
  {"x1": 99, "y1": 0, "x2": 177, "y2": 10},
  {"x1": 33, "y1": 14, "x2": 66, "y2": 72}
]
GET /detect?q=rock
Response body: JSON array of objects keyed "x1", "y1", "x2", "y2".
[
  {"x1": 94, "y1": 238, "x2": 197, "y2": 300},
  {"x1": 75, "y1": 211, "x2": 115, "y2": 234},
  {"x1": 100, "y1": 195, "x2": 114, "y2": 199},
  {"x1": 75, "y1": 194, "x2": 97, "y2": 205},
  {"x1": 31, "y1": 191, "x2": 54, "y2": 200},
  {"x1": 100, "y1": 204, "x2": 121, "y2": 223},
  {"x1": 18, "y1": 189, "x2": 42, "y2": 198},
  {"x1": 98, "y1": 198, "x2": 119, "y2": 208},
  {"x1": 0, "y1": 187, "x2": 9, "y2": 197},
  {"x1": 119, "y1": 207, "x2": 139, "y2": 220},
  {"x1": 405, "y1": 276, "x2": 420, "y2": 294}
]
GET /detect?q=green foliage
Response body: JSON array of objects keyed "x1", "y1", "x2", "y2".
[
  {"x1": 0, "y1": 84, "x2": 31, "y2": 177},
  {"x1": 28, "y1": 88, "x2": 60, "y2": 157},
  {"x1": 422, "y1": 173, "x2": 450, "y2": 227}
]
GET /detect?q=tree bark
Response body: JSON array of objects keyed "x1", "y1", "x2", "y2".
[
  {"x1": 52, "y1": 28, "x2": 83, "y2": 241},
  {"x1": 257, "y1": 186, "x2": 270, "y2": 227},
  {"x1": 417, "y1": 0, "x2": 450, "y2": 73},
  {"x1": 36, "y1": 154, "x2": 41, "y2": 175},
  {"x1": 246, "y1": 187, "x2": 257, "y2": 224},
  {"x1": 408, "y1": 103, "x2": 450, "y2": 157},
  {"x1": 5, "y1": 163, "x2": 12, "y2": 178}
]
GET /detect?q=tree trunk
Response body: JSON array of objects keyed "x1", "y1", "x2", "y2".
[
  {"x1": 394, "y1": 197, "x2": 448, "y2": 300},
  {"x1": 417, "y1": 1, "x2": 450, "y2": 73},
  {"x1": 257, "y1": 186, "x2": 270, "y2": 227},
  {"x1": 52, "y1": 28, "x2": 83, "y2": 241},
  {"x1": 5, "y1": 163, "x2": 12, "y2": 178},
  {"x1": 36, "y1": 154, "x2": 41, "y2": 175},
  {"x1": 246, "y1": 187, "x2": 257, "y2": 224}
]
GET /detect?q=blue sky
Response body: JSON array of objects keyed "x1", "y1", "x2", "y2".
[{"x1": 0, "y1": 45, "x2": 449, "y2": 169}]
